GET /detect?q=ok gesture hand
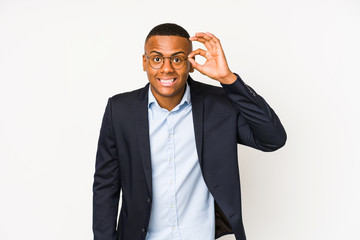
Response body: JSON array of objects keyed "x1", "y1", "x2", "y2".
[{"x1": 188, "y1": 32, "x2": 237, "y2": 84}]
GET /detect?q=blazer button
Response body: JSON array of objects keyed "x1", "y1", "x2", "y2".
[
  {"x1": 142, "y1": 227, "x2": 146, "y2": 232},
  {"x1": 147, "y1": 197, "x2": 151, "y2": 203}
]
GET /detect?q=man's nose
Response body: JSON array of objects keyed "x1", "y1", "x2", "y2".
[{"x1": 160, "y1": 58, "x2": 174, "y2": 73}]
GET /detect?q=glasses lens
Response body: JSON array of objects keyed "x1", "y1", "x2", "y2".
[
  {"x1": 171, "y1": 56, "x2": 186, "y2": 69},
  {"x1": 150, "y1": 55, "x2": 163, "y2": 69}
]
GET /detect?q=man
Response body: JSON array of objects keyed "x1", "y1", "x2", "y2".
[{"x1": 93, "y1": 23, "x2": 286, "y2": 240}]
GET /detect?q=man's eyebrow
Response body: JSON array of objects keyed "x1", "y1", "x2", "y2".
[
  {"x1": 149, "y1": 51, "x2": 186, "y2": 56},
  {"x1": 171, "y1": 51, "x2": 186, "y2": 56}
]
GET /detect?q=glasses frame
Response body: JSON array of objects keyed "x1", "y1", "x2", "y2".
[{"x1": 144, "y1": 53, "x2": 188, "y2": 70}]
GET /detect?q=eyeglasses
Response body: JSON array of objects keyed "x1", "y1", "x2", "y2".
[{"x1": 145, "y1": 53, "x2": 188, "y2": 70}]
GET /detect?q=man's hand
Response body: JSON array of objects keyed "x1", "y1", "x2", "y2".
[{"x1": 188, "y1": 32, "x2": 237, "y2": 84}]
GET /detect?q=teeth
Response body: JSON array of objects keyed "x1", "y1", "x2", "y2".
[{"x1": 159, "y1": 78, "x2": 175, "y2": 83}]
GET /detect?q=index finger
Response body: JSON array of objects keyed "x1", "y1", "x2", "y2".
[{"x1": 188, "y1": 48, "x2": 207, "y2": 58}]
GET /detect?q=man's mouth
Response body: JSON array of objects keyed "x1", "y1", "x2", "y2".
[{"x1": 158, "y1": 78, "x2": 177, "y2": 86}]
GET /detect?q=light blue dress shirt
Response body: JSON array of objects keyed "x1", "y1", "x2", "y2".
[{"x1": 145, "y1": 83, "x2": 215, "y2": 240}]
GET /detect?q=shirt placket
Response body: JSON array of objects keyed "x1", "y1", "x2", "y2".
[{"x1": 166, "y1": 112, "x2": 181, "y2": 240}]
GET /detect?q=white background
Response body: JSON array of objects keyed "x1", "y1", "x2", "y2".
[{"x1": 1, "y1": 0, "x2": 359, "y2": 239}]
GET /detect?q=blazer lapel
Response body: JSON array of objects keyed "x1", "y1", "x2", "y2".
[
  {"x1": 134, "y1": 84, "x2": 152, "y2": 196},
  {"x1": 189, "y1": 77, "x2": 204, "y2": 167}
]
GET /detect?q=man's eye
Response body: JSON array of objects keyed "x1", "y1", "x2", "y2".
[
  {"x1": 152, "y1": 57, "x2": 162, "y2": 62},
  {"x1": 172, "y1": 57, "x2": 182, "y2": 63}
]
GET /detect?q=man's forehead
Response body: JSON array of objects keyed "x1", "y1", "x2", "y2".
[{"x1": 145, "y1": 35, "x2": 192, "y2": 54}]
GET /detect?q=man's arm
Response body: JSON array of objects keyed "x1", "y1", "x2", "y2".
[
  {"x1": 188, "y1": 32, "x2": 286, "y2": 151},
  {"x1": 221, "y1": 74, "x2": 286, "y2": 151},
  {"x1": 93, "y1": 98, "x2": 121, "y2": 240}
]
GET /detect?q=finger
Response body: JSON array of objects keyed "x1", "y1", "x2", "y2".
[
  {"x1": 188, "y1": 48, "x2": 207, "y2": 58},
  {"x1": 194, "y1": 32, "x2": 219, "y2": 44},
  {"x1": 204, "y1": 32, "x2": 220, "y2": 44},
  {"x1": 195, "y1": 32, "x2": 212, "y2": 40},
  {"x1": 189, "y1": 33, "x2": 210, "y2": 41},
  {"x1": 194, "y1": 32, "x2": 217, "y2": 49},
  {"x1": 189, "y1": 36, "x2": 214, "y2": 50},
  {"x1": 188, "y1": 58, "x2": 204, "y2": 73},
  {"x1": 189, "y1": 36, "x2": 214, "y2": 52},
  {"x1": 189, "y1": 34, "x2": 204, "y2": 40},
  {"x1": 189, "y1": 36, "x2": 206, "y2": 44},
  {"x1": 204, "y1": 32, "x2": 221, "y2": 50}
]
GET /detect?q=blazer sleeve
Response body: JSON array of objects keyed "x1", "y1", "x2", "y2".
[
  {"x1": 221, "y1": 73, "x2": 287, "y2": 152},
  {"x1": 93, "y1": 98, "x2": 121, "y2": 240}
]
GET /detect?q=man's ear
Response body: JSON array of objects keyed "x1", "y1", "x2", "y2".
[{"x1": 142, "y1": 54, "x2": 147, "y2": 71}]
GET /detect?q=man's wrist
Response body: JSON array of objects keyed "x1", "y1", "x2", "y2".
[{"x1": 218, "y1": 72, "x2": 237, "y2": 85}]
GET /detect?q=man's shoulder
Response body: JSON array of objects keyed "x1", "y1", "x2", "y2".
[
  {"x1": 190, "y1": 78, "x2": 227, "y2": 97},
  {"x1": 189, "y1": 78, "x2": 237, "y2": 112}
]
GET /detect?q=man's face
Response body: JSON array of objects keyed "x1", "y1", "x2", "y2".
[{"x1": 143, "y1": 35, "x2": 194, "y2": 103}]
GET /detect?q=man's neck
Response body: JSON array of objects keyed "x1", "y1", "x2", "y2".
[
  {"x1": 155, "y1": 95, "x2": 183, "y2": 111},
  {"x1": 150, "y1": 87, "x2": 186, "y2": 111}
]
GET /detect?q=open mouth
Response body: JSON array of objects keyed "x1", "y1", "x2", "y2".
[{"x1": 157, "y1": 78, "x2": 177, "y2": 86}]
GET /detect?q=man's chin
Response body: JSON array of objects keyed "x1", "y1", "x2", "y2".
[{"x1": 151, "y1": 87, "x2": 182, "y2": 99}]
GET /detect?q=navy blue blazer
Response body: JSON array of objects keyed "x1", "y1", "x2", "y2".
[{"x1": 93, "y1": 74, "x2": 286, "y2": 240}]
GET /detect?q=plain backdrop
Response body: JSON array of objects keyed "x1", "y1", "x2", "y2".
[{"x1": 1, "y1": 0, "x2": 359, "y2": 239}]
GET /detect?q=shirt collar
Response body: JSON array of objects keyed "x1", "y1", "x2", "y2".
[{"x1": 148, "y1": 82, "x2": 191, "y2": 110}]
